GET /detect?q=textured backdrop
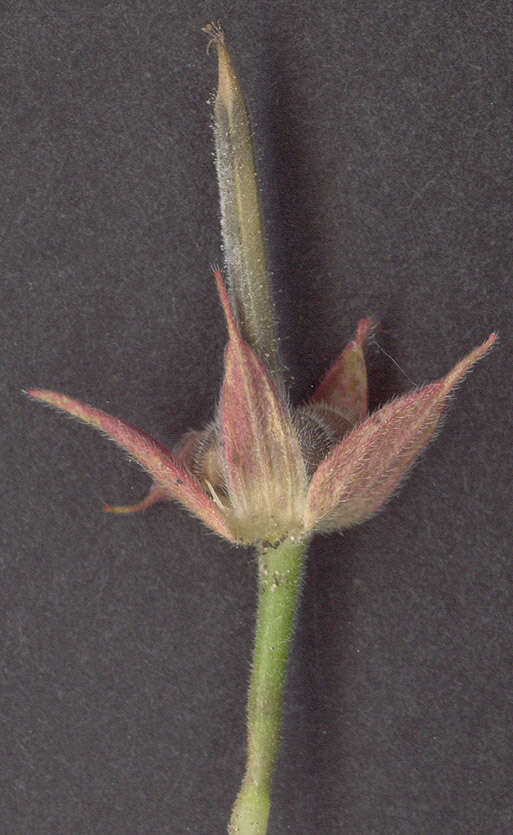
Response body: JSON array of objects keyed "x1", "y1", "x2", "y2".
[{"x1": 2, "y1": 2, "x2": 511, "y2": 833}]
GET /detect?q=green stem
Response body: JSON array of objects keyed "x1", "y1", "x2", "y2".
[{"x1": 228, "y1": 536, "x2": 309, "y2": 834}]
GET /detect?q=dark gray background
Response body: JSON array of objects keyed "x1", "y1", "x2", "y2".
[{"x1": 2, "y1": 2, "x2": 511, "y2": 833}]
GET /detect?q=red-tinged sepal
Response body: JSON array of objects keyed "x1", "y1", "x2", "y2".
[
  {"x1": 311, "y1": 318, "x2": 374, "y2": 424},
  {"x1": 26, "y1": 389, "x2": 236, "y2": 542},
  {"x1": 215, "y1": 271, "x2": 307, "y2": 543},
  {"x1": 102, "y1": 430, "x2": 208, "y2": 514},
  {"x1": 304, "y1": 334, "x2": 497, "y2": 533}
]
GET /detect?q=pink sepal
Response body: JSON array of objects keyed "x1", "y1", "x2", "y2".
[
  {"x1": 215, "y1": 271, "x2": 306, "y2": 540},
  {"x1": 26, "y1": 389, "x2": 235, "y2": 541},
  {"x1": 312, "y1": 318, "x2": 373, "y2": 424},
  {"x1": 304, "y1": 334, "x2": 497, "y2": 532}
]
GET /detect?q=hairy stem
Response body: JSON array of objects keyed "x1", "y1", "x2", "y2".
[{"x1": 228, "y1": 536, "x2": 308, "y2": 834}]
